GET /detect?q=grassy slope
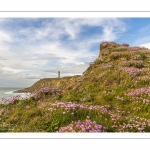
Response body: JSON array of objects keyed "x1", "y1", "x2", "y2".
[
  {"x1": 16, "y1": 75, "x2": 81, "y2": 93},
  {"x1": 1, "y1": 42, "x2": 150, "y2": 132}
]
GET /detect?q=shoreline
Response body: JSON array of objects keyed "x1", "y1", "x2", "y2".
[{"x1": 0, "y1": 88, "x2": 31, "y2": 103}]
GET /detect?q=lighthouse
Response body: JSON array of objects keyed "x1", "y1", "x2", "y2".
[{"x1": 58, "y1": 71, "x2": 60, "y2": 78}]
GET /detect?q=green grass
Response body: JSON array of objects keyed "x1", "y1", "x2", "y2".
[{"x1": 1, "y1": 42, "x2": 150, "y2": 132}]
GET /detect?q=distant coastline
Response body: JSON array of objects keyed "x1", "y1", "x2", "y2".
[{"x1": 0, "y1": 87, "x2": 28, "y2": 102}]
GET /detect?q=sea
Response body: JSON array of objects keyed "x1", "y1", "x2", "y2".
[{"x1": 0, "y1": 87, "x2": 29, "y2": 103}]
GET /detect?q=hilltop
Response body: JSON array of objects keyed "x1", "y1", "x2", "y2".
[
  {"x1": 1, "y1": 41, "x2": 150, "y2": 132},
  {"x1": 16, "y1": 75, "x2": 81, "y2": 93}
]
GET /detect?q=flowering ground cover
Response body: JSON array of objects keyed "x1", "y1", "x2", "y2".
[{"x1": 1, "y1": 42, "x2": 150, "y2": 132}]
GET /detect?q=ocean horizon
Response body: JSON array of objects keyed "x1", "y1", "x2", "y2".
[{"x1": 0, "y1": 87, "x2": 27, "y2": 103}]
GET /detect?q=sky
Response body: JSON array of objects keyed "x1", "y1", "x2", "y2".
[{"x1": 1, "y1": 18, "x2": 150, "y2": 87}]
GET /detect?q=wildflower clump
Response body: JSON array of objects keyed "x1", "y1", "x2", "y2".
[
  {"x1": 51, "y1": 101, "x2": 108, "y2": 113},
  {"x1": 32, "y1": 87, "x2": 60, "y2": 97},
  {"x1": 1, "y1": 87, "x2": 61, "y2": 105},
  {"x1": 119, "y1": 67, "x2": 144, "y2": 76},
  {"x1": 57, "y1": 116, "x2": 107, "y2": 132},
  {"x1": 117, "y1": 116, "x2": 150, "y2": 132},
  {"x1": 33, "y1": 87, "x2": 61, "y2": 99},
  {"x1": 1, "y1": 94, "x2": 30, "y2": 104},
  {"x1": 126, "y1": 87, "x2": 150, "y2": 97}
]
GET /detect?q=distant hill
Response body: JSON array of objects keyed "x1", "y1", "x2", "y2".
[{"x1": 16, "y1": 75, "x2": 81, "y2": 93}]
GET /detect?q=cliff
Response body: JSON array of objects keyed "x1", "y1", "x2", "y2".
[
  {"x1": 16, "y1": 75, "x2": 81, "y2": 93},
  {"x1": 2, "y1": 41, "x2": 150, "y2": 132},
  {"x1": 17, "y1": 41, "x2": 150, "y2": 104}
]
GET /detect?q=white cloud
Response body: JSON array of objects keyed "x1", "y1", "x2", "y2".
[
  {"x1": 0, "y1": 30, "x2": 12, "y2": 43},
  {"x1": 133, "y1": 35, "x2": 150, "y2": 46},
  {"x1": 0, "y1": 18, "x2": 126, "y2": 87},
  {"x1": 139, "y1": 42, "x2": 150, "y2": 49},
  {"x1": 0, "y1": 66, "x2": 20, "y2": 74}
]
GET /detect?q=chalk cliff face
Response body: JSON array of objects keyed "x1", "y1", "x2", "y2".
[{"x1": 18, "y1": 41, "x2": 150, "y2": 104}]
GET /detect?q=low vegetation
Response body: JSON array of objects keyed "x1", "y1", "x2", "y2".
[{"x1": 1, "y1": 41, "x2": 150, "y2": 132}]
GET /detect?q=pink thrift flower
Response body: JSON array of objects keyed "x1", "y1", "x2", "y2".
[{"x1": 26, "y1": 106, "x2": 30, "y2": 109}]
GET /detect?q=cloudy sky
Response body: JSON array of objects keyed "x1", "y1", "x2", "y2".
[{"x1": 1, "y1": 18, "x2": 150, "y2": 87}]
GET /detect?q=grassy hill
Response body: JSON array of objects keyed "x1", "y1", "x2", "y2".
[
  {"x1": 16, "y1": 75, "x2": 81, "y2": 93},
  {"x1": 1, "y1": 41, "x2": 150, "y2": 132}
]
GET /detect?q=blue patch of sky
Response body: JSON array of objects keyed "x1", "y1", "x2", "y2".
[
  {"x1": 58, "y1": 34, "x2": 70, "y2": 41},
  {"x1": 80, "y1": 25, "x2": 103, "y2": 37},
  {"x1": 127, "y1": 18, "x2": 150, "y2": 34},
  {"x1": 115, "y1": 18, "x2": 150, "y2": 46},
  {"x1": 3, "y1": 18, "x2": 150, "y2": 49},
  {"x1": 90, "y1": 44, "x2": 100, "y2": 54},
  {"x1": 12, "y1": 18, "x2": 44, "y2": 28}
]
